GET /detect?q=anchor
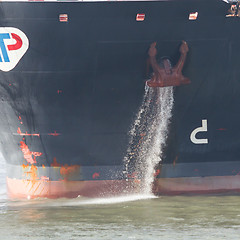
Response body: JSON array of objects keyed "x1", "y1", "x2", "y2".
[
  {"x1": 226, "y1": 1, "x2": 240, "y2": 17},
  {"x1": 146, "y1": 41, "x2": 190, "y2": 88}
]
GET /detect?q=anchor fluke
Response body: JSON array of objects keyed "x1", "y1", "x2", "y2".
[{"x1": 146, "y1": 41, "x2": 191, "y2": 88}]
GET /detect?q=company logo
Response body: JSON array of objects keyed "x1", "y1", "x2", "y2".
[{"x1": 0, "y1": 27, "x2": 29, "y2": 72}]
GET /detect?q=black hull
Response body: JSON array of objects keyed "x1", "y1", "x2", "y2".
[{"x1": 0, "y1": 0, "x2": 239, "y2": 198}]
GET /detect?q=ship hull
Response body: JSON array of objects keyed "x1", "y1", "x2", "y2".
[
  {"x1": 1, "y1": 0, "x2": 240, "y2": 198},
  {"x1": 8, "y1": 176, "x2": 240, "y2": 199},
  {"x1": 7, "y1": 178, "x2": 138, "y2": 199},
  {"x1": 6, "y1": 160, "x2": 240, "y2": 198}
]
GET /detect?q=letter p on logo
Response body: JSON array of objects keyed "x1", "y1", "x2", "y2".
[{"x1": 0, "y1": 27, "x2": 29, "y2": 72}]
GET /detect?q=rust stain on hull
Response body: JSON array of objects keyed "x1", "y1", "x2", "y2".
[{"x1": 19, "y1": 141, "x2": 42, "y2": 164}]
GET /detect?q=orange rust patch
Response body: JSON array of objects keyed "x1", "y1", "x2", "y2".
[
  {"x1": 128, "y1": 171, "x2": 138, "y2": 179},
  {"x1": 133, "y1": 179, "x2": 141, "y2": 184},
  {"x1": 51, "y1": 157, "x2": 81, "y2": 180},
  {"x1": 60, "y1": 164, "x2": 80, "y2": 180},
  {"x1": 30, "y1": 165, "x2": 38, "y2": 181},
  {"x1": 48, "y1": 131, "x2": 61, "y2": 136},
  {"x1": 92, "y1": 172, "x2": 100, "y2": 179},
  {"x1": 22, "y1": 164, "x2": 29, "y2": 169},
  {"x1": 51, "y1": 157, "x2": 61, "y2": 167},
  {"x1": 154, "y1": 169, "x2": 161, "y2": 177},
  {"x1": 23, "y1": 165, "x2": 38, "y2": 181},
  {"x1": 20, "y1": 141, "x2": 42, "y2": 164},
  {"x1": 17, "y1": 127, "x2": 40, "y2": 137}
]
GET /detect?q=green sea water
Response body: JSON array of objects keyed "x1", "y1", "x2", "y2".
[{"x1": 1, "y1": 194, "x2": 240, "y2": 240}]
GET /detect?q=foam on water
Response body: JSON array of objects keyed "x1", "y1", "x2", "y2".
[
  {"x1": 8, "y1": 194, "x2": 157, "y2": 208},
  {"x1": 66, "y1": 194, "x2": 157, "y2": 205},
  {"x1": 62, "y1": 194, "x2": 157, "y2": 206}
]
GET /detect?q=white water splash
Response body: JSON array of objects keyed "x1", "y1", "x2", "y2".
[
  {"x1": 8, "y1": 194, "x2": 158, "y2": 208},
  {"x1": 124, "y1": 85, "x2": 174, "y2": 195}
]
